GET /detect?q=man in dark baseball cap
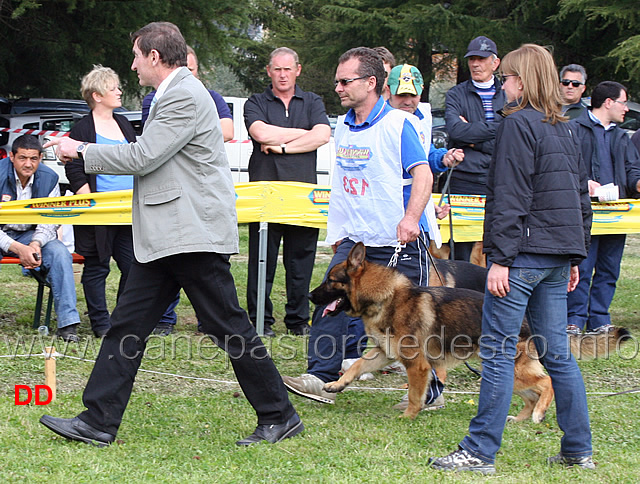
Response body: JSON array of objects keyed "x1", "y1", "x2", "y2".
[
  {"x1": 464, "y1": 35, "x2": 498, "y2": 58},
  {"x1": 442, "y1": 34, "x2": 504, "y2": 262}
]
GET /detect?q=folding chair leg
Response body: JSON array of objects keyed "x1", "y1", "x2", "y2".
[{"x1": 33, "y1": 282, "x2": 45, "y2": 330}]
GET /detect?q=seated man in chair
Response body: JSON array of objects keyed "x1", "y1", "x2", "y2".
[{"x1": 0, "y1": 134, "x2": 81, "y2": 341}]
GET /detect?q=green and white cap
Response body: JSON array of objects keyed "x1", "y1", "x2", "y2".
[{"x1": 387, "y1": 64, "x2": 424, "y2": 96}]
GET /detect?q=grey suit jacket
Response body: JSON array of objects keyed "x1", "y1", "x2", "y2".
[{"x1": 83, "y1": 67, "x2": 238, "y2": 263}]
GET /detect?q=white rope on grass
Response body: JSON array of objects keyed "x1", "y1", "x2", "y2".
[{"x1": 2, "y1": 352, "x2": 638, "y2": 396}]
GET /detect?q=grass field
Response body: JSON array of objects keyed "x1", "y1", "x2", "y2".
[{"x1": 1, "y1": 227, "x2": 639, "y2": 482}]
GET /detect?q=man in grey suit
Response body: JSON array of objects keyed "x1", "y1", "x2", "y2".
[{"x1": 40, "y1": 22, "x2": 302, "y2": 447}]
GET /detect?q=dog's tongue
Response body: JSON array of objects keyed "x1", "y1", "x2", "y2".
[{"x1": 323, "y1": 300, "x2": 339, "y2": 317}]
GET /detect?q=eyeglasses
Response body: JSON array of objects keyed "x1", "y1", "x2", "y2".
[
  {"x1": 560, "y1": 80, "x2": 584, "y2": 88},
  {"x1": 334, "y1": 76, "x2": 369, "y2": 87},
  {"x1": 612, "y1": 99, "x2": 628, "y2": 107},
  {"x1": 497, "y1": 74, "x2": 517, "y2": 83}
]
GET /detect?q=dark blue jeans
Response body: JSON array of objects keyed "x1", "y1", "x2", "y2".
[
  {"x1": 567, "y1": 234, "x2": 626, "y2": 331},
  {"x1": 307, "y1": 238, "x2": 429, "y2": 383},
  {"x1": 460, "y1": 264, "x2": 592, "y2": 464}
]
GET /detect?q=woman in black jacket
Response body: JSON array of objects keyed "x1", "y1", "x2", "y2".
[
  {"x1": 66, "y1": 65, "x2": 137, "y2": 338},
  {"x1": 430, "y1": 44, "x2": 594, "y2": 474}
]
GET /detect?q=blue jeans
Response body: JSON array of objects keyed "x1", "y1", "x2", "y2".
[
  {"x1": 307, "y1": 237, "x2": 428, "y2": 383},
  {"x1": 3, "y1": 230, "x2": 80, "y2": 328},
  {"x1": 459, "y1": 264, "x2": 592, "y2": 464},
  {"x1": 567, "y1": 234, "x2": 626, "y2": 331}
]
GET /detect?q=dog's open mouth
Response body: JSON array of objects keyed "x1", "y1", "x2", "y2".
[{"x1": 322, "y1": 297, "x2": 350, "y2": 317}]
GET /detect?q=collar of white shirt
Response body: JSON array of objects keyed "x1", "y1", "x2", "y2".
[{"x1": 154, "y1": 67, "x2": 183, "y2": 102}]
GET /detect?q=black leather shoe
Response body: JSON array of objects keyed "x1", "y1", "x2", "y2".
[
  {"x1": 40, "y1": 415, "x2": 115, "y2": 447},
  {"x1": 152, "y1": 323, "x2": 174, "y2": 336},
  {"x1": 288, "y1": 324, "x2": 310, "y2": 336},
  {"x1": 252, "y1": 322, "x2": 275, "y2": 338},
  {"x1": 56, "y1": 324, "x2": 80, "y2": 343},
  {"x1": 236, "y1": 412, "x2": 303, "y2": 446},
  {"x1": 93, "y1": 327, "x2": 109, "y2": 338}
]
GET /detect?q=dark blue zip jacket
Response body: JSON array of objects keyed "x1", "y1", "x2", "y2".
[
  {"x1": 483, "y1": 105, "x2": 592, "y2": 267},
  {"x1": 571, "y1": 110, "x2": 640, "y2": 199},
  {"x1": 444, "y1": 78, "x2": 506, "y2": 187}
]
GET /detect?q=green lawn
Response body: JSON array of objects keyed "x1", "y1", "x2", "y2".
[{"x1": 0, "y1": 227, "x2": 638, "y2": 482}]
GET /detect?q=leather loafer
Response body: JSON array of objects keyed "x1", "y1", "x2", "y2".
[
  {"x1": 236, "y1": 412, "x2": 303, "y2": 446},
  {"x1": 40, "y1": 415, "x2": 115, "y2": 447}
]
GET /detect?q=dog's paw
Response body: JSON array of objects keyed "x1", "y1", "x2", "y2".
[
  {"x1": 323, "y1": 381, "x2": 346, "y2": 393},
  {"x1": 531, "y1": 412, "x2": 546, "y2": 424},
  {"x1": 506, "y1": 415, "x2": 519, "y2": 423},
  {"x1": 399, "y1": 410, "x2": 419, "y2": 420}
]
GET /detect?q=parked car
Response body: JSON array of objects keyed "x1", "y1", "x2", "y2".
[
  {"x1": 9, "y1": 98, "x2": 91, "y2": 115},
  {"x1": 431, "y1": 108, "x2": 448, "y2": 149}
]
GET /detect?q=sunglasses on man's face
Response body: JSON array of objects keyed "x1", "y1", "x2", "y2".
[{"x1": 561, "y1": 80, "x2": 584, "y2": 88}]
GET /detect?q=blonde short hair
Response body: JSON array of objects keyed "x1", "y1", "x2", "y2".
[
  {"x1": 80, "y1": 65, "x2": 120, "y2": 109},
  {"x1": 500, "y1": 44, "x2": 566, "y2": 125}
]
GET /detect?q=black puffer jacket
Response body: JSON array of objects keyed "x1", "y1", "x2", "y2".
[{"x1": 483, "y1": 105, "x2": 592, "y2": 267}]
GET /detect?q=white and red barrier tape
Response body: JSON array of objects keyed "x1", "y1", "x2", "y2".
[
  {"x1": 0, "y1": 127, "x2": 252, "y2": 143},
  {"x1": 0, "y1": 127, "x2": 70, "y2": 137}
]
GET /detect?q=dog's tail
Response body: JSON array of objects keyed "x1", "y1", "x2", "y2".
[{"x1": 569, "y1": 327, "x2": 632, "y2": 360}]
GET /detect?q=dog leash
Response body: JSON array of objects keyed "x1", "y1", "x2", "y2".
[
  {"x1": 419, "y1": 234, "x2": 482, "y2": 379},
  {"x1": 418, "y1": 234, "x2": 445, "y2": 286},
  {"x1": 387, "y1": 242, "x2": 403, "y2": 268}
]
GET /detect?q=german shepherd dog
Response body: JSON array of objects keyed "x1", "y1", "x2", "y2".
[
  {"x1": 310, "y1": 242, "x2": 631, "y2": 421},
  {"x1": 430, "y1": 257, "x2": 487, "y2": 293}
]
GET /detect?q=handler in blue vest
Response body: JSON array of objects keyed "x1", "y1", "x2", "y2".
[
  {"x1": 0, "y1": 134, "x2": 81, "y2": 341},
  {"x1": 282, "y1": 47, "x2": 436, "y2": 405}
]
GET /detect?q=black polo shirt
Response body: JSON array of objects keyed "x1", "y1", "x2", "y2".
[{"x1": 244, "y1": 85, "x2": 329, "y2": 183}]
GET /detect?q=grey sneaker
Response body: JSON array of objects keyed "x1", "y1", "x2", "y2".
[
  {"x1": 392, "y1": 393, "x2": 445, "y2": 411},
  {"x1": 566, "y1": 324, "x2": 582, "y2": 335},
  {"x1": 281, "y1": 374, "x2": 336, "y2": 404},
  {"x1": 429, "y1": 448, "x2": 495, "y2": 474},
  {"x1": 586, "y1": 324, "x2": 614, "y2": 335},
  {"x1": 547, "y1": 452, "x2": 595, "y2": 469}
]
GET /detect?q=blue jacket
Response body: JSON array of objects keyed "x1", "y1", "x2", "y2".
[
  {"x1": 571, "y1": 111, "x2": 640, "y2": 199},
  {"x1": 0, "y1": 156, "x2": 59, "y2": 202},
  {"x1": 445, "y1": 78, "x2": 506, "y2": 186}
]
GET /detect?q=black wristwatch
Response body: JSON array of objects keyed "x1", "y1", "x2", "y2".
[{"x1": 77, "y1": 142, "x2": 89, "y2": 160}]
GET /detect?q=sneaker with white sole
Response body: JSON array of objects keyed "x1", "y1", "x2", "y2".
[
  {"x1": 547, "y1": 452, "x2": 595, "y2": 469},
  {"x1": 429, "y1": 447, "x2": 495, "y2": 474},
  {"x1": 392, "y1": 393, "x2": 445, "y2": 412},
  {"x1": 566, "y1": 324, "x2": 582, "y2": 335},
  {"x1": 281, "y1": 374, "x2": 336, "y2": 404},
  {"x1": 586, "y1": 324, "x2": 614, "y2": 335},
  {"x1": 340, "y1": 358, "x2": 374, "y2": 381}
]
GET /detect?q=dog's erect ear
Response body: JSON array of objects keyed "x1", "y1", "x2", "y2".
[{"x1": 347, "y1": 242, "x2": 366, "y2": 270}]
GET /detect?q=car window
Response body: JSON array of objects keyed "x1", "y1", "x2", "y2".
[
  {"x1": 620, "y1": 109, "x2": 640, "y2": 132},
  {"x1": 42, "y1": 119, "x2": 76, "y2": 132}
]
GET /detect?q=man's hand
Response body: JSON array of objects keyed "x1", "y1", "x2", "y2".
[
  {"x1": 396, "y1": 215, "x2": 420, "y2": 245},
  {"x1": 568, "y1": 265, "x2": 580, "y2": 292},
  {"x1": 261, "y1": 144, "x2": 283, "y2": 154},
  {"x1": 43, "y1": 137, "x2": 83, "y2": 164},
  {"x1": 588, "y1": 179, "x2": 601, "y2": 197},
  {"x1": 443, "y1": 148, "x2": 465, "y2": 168},
  {"x1": 434, "y1": 203, "x2": 450, "y2": 220},
  {"x1": 487, "y1": 263, "x2": 510, "y2": 297},
  {"x1": 10, "y1": 241, "x2": 42, "y2": 269}
]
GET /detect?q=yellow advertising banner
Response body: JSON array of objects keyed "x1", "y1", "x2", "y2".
[
  {"x1": 0, "y1": 184, "x2": 639, "y2": 238},
  {"x1": 0, "y1": 182, "x2": 331, "y2": 228},
  {"x1": 433, "y1": 194, "x2": 640, "y2": 242}
]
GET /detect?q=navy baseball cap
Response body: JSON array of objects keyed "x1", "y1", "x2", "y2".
[{"x1": 465, "y1": 36, "x2": 498, "y2": 58}]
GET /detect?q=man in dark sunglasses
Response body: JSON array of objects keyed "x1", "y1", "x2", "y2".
[{"x1": 559, "y1": 64, "x2": 587, "y2": 119}]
